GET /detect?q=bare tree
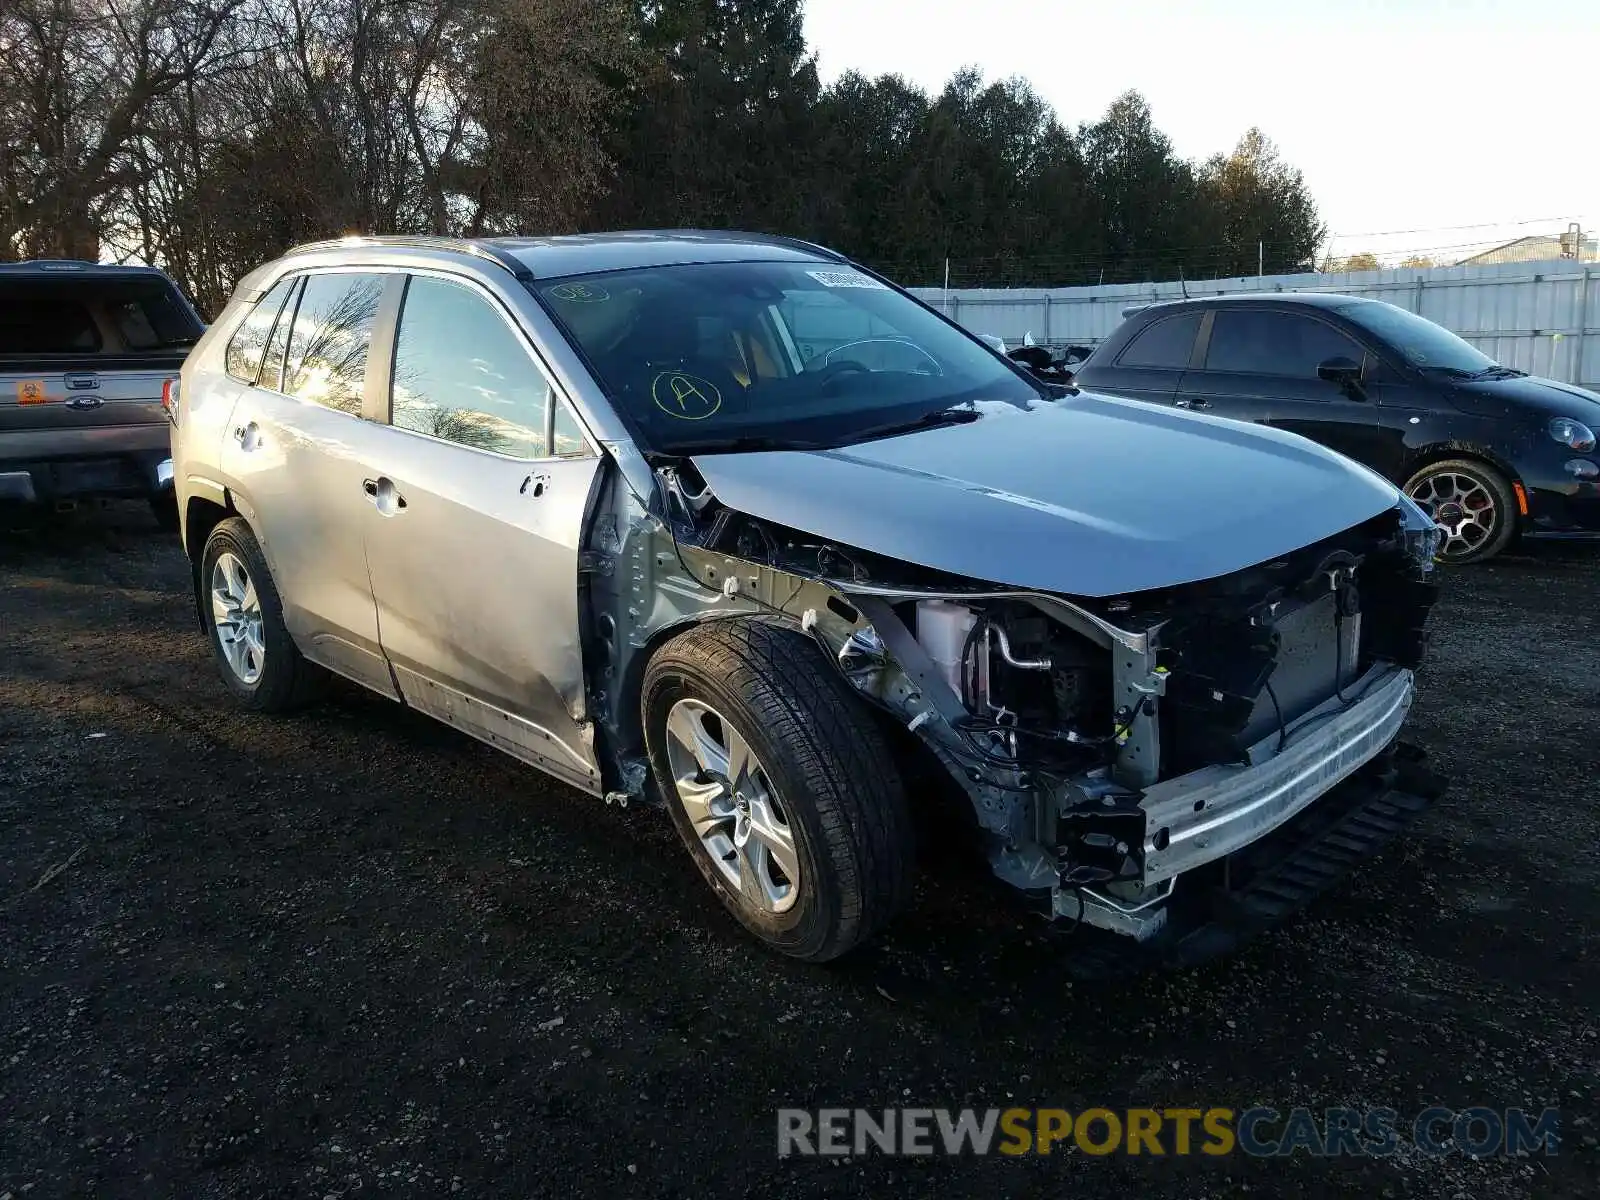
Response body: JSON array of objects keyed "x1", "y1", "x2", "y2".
[{"x1": 0, "y1": 0, "x2": 253, "y2": 261}]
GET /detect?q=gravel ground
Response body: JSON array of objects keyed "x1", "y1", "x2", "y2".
[{"x1": 1, "y1": 502, "x2": 1596, "y2": 1199}]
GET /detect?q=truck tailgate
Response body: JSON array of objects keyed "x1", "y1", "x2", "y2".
[{"x1": 0, "y1": 355, "x2": 183, "y2": 436}]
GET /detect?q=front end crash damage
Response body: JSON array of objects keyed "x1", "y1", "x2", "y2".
[{"x1": 581, "y1": 452, "x2": 1448, "y2": 963}]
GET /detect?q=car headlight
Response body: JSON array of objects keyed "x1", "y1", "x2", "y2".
[{"x1": 1548, "y1": 416, "x2": 1597, "y2": 452}]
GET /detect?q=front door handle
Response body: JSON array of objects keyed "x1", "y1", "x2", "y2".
[
  {"x1": 1174, "y1": 398, "x2": 1210, "y2": 411},
  {"x1": 232, "y1": 422, "x2": 261, "y2": 449},
  {"x1": 520, "y1": 472, "x2": 552, "y2": 498},
  {"x1": 363, "y1": 477, "x2": 407, "y2": 514}
]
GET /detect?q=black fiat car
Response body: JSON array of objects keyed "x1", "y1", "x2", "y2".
[{"x1": 1072, "y1": 293, "x2": 1600, "y2": 562}]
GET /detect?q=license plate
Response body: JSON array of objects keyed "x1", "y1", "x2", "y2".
[{"x1": 16, "y1": 379, "x2": 49, "y2": 405}]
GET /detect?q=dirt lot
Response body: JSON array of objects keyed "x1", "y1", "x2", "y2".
[{"x1": 1, "y1": 503, "x2": 1596, "y2": 1199}]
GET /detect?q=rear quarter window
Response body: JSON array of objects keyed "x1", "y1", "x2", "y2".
[
  {"x1": 226, "y1": 278, "x2": 297, "y2": 384},
  {"x1": 0, "y1": 297, "x2": 102, "y2": 354},
  {"x1": 1116, "y1": 313, "x2": 1201, "y2": 369}
]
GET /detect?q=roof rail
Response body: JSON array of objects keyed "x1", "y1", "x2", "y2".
[
  {"x1": 282, "y1": 235, "x2": 532, "y2": 281},
  {"x1": 727, "y1": 230, "x2": 849, "y2": 263}
]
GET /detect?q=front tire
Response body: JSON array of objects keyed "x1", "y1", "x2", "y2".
[
  {"x1": 200, "y1": 517, "x2": 325, "y2": 711},
  {"x1": 1404, "y1": 458, "x2": 1518, "y2": 564},
  {"x1": 642, "y1": 619, "x2": 915, "y2": 962}
]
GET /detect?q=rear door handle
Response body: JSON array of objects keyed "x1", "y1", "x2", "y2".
[
  {"x1": 232, "y1": 422, "x2": 260, "y2": 449},
  {"x1": 520, "y1": 472, "x2": 551, "y2": 498},
  {"x1": 363, "y1": 477, "x2": 407, "y2": 513},
  {"x1": 1174, "y1": 398, "x2": 1210, "y2": 411}
]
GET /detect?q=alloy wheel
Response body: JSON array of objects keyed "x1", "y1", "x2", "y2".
[
  {"x1": 1406, "y1": 471, "x2": 1497, "y2": 560},
  {"x1": 210, "y1": 550, "x2": 266, "y2": 685},
  {"x1": 662, "y1": 698, "x2": 801, "y2": 915}
]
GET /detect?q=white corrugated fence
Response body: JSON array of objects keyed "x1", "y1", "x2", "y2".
[{"x1": 908, "y1": 258, "x2": 1600, "y2": 390}]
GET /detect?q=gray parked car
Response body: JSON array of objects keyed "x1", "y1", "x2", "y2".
[
  {"x1": 171, "y1": 232, "x2": 1447, "y2": 965},
  {"x1": 1, "y1": 261, "x2": 202, "y2": 518}
]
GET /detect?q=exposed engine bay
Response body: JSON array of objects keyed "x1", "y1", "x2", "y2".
[{"x1": 582, "y1": 452, "x2": 1444, "y2": 948}]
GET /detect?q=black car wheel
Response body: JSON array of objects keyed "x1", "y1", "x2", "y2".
[
  {"x1": 1404, "y1": 458, "x2": 1517, "y2": 564},
  {"x1": 642, "y1": 618, "x2": 915, "y2": 962}
]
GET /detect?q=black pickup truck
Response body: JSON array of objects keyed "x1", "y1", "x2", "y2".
[{"x1": 0, "y1": 260, "x2": 203, "y2": 520}]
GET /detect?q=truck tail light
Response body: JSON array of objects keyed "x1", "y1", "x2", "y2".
[{"x1": 162, "y1": 377, "x2": 181, "y2": 423}]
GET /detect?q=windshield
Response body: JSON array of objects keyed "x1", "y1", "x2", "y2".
[
  {"x1": 533, "y1": 261, "x2": 1040, "y2": 454},
  {"x1": 1335, "y1": 300, "x2": 1496, "y2": 374}
]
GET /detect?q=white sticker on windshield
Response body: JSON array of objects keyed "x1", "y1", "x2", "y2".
[{"x1": 806, "y1": 270, "x2": 888, "y2": 290}]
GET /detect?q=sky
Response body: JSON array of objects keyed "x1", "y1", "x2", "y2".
[{"x1": 802, "y1": 0, "x2": 1598, "y2": 264}]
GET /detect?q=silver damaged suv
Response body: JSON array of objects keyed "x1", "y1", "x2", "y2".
[{"x1": 171, "y1": 232, "x2": 1447, "y2": 966}]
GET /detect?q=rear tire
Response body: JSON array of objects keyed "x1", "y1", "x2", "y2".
[
  {"x1": 643, "y1": 618, "x2": 915, "y2": 962},
  {"x1": 200, "y1": 517, "x2": 325, "y2": 711},
  {"x1": 1404, "y1": 458, "x2": 1517, "y2": 564}
]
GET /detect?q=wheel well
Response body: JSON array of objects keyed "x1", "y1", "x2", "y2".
[
  {"x1": 183, "y1": 495, "x2": 234, "y2": 628},
  {"x1": 1403, "y1": 444, "x2": 1516, "y2": 487},
  {"x1": 616, "y1": 612, "x2": 967, "y2": 826},
  {"x1": 1402, "y1": 445, "x2": 1527, "y2": 521},
  {"x1": 612, "y1": 613, "x2": 789, "y2": 763}
]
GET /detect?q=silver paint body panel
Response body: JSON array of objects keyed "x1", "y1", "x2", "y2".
[
  {"x1": 175, "y1": 248, "x2": 615, "y2": 786},
  {"x1": 216, "y1": 382, "x2": 397, "y2": 697},
  {"x1": 690, "y1": 393, "x2": 1406, "y2": 598},
  {"x1": 359, "y1": 422, "x2": 601, "y2": 790}
]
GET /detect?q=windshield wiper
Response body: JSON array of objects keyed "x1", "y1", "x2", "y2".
[
  {"x1": 667, "y1": 434, "x2": 825, "y2": 455},
  {"x1": 1428, "y1": 363, "x2": 1526, "y2": 380},
  {"x1": 836, "y1": 406, "x2": 981, "y2": 446}
]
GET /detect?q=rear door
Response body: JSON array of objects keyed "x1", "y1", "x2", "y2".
[
  {"x1": 1180, "y1": 307, "x2": 1384, "y2": 464},
  {"x1": 359, "y1": 271, "x2": 604, "y2": 792},
  {"x1": 1082, "y1": 310, "x2": 1202, "y2": 407},
  {"x1": 216, "y1": 269, "x2": 399, "y2": 698}
]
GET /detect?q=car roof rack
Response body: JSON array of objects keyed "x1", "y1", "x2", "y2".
[{"x1": 283, "y1": 235, "x2": 533, "y2": 281}]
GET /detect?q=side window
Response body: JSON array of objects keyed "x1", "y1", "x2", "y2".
[
  {"x1": 1205, "y1": 310, "x2": 1364, "y2": 378},
  {"x1": 260, "y1": 278, "x2": 301, "y2": 392},
  {"x1": 284, "y1": 272, "x2": 385, "y2": 414},
  {"x1": 225, "y1": 278, "x2": 295, "y2": 383},
  {"x1": 551, "y1": 399, "x2": 591, "y2": 458},
  {"x1": 391, "y1": 275, "x2": 553, "y2": 458},
  {"x1": 1117, "y1": 313, "x2": 1202, "y2": 369}
]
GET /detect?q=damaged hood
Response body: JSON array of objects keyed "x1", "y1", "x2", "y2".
[{"x1": 690, "y1": 392, "x2": 1403, "y2": 597}]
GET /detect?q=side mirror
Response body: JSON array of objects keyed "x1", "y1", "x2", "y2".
[{"x1": 1317, "y1": 356, "x2": 1364, "y2": 387}]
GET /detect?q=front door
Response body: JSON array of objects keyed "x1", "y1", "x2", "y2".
[
  {"x1": 1185, "y1": 307, "x2": 1385, "y2": 468},
  {"x1": 216, "y1": 270, "x2": 398, "y2": 698},
  {"x1": 361, "y1": 272, "x2": 603, "y2": 792}
]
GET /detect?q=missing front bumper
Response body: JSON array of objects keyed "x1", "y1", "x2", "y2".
[
  {"x1": 1142, "y1": 664, "x2": 1414, "y2": 884},
  {"x1": 1064, "y1": 741, "x2": 1446, "y2": 971},
  {"x1": 1057, "y1": 663, "x2": 1424, "y2": 942}
]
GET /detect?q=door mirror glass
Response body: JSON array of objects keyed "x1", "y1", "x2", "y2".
[{"x1": 1317, "y1": 355, "x2": 1363, "y2": 385}]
